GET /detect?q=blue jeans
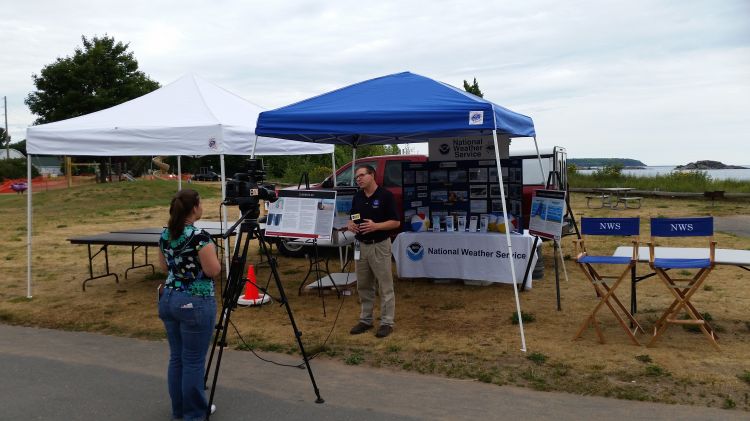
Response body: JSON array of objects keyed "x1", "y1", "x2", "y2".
[{"x1": 158, "y1": 289, "x2": 217, "y2": 421}]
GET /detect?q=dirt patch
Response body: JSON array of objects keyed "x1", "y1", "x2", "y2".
[{"x1": 1, "y1": 183, "x2": 749, "y2": 411}]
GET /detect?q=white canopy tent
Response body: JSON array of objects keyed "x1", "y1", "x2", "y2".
[{"x1": 24, "y1": 74, "x2": 334, "y2": 297}]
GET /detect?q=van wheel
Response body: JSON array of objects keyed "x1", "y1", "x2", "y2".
[{"x1": 276, "y1": 238, "x2": 308, "y2": 258}]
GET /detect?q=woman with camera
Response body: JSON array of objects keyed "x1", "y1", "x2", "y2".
[{"x1": 157, "y1": 189, "x2": 221, "y2": 420}]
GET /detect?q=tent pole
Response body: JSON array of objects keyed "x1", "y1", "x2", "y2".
[
  {"x1": 351, "y1": 147, "x2": 356, "y2": 185},
  {"x1": 532, "y1": 136, "x2": 545, "y2": 186},
  {"x1": 177, "y1": 156, "x2": 182, "y2": 191},
  {"x1": 331, "y1": 152, "x2": 337, "y2": 186},
  {"x1": 250, "y1": 135, "x2": 259, "y2": 158},
  {"x1": 220, "y1": 154, "x2": 230, "y2": 274},
  {"x1": 492, "y1": 128, "x2": 527, "y2": 352},
  {"x1": 26, "y1": 154, "x2": 33, "y2": 298}
]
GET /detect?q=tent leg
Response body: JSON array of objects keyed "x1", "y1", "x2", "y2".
[
  {"x1": 492, "y1": 128, "x2": 526, "y2": 352},
  {"x1": 177, "y1": 156, "x2": 182, "y2": 191},
  {"x1": 331, "y1": 152, "x2": 337, "y2": 186},
  {"x1": 220, "y1": 154, "x2": 230, "y2": 276},
  {"x1": 27, "y1": 154, "x2": 33, "y2": 299},
  {"x1": 351, "y1": 147, "x2": 356, "y2": 185}
]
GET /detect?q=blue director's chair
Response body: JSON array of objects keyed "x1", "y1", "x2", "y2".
[
  {"x1": 573, "y1": 218, "x2": 644, "y2": 345},
  {"x1": 647, "y1": 217, "x2": 718, "y2": 349}
]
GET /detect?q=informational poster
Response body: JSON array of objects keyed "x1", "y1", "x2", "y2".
[
  {"x1": 264, "y1": 190, "x2": 336, "y2": 240},
  {"x1": 528, "y1": 189, "x2": 567, "y2": 240}
]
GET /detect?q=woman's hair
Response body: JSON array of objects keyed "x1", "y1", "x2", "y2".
[{"x1": 168, "y1": 189, "x2": 200, "y2": 240}]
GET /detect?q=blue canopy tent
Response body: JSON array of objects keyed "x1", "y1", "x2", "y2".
[{"x1": 257, "y1": 71, "x2": 543, "y2": 351}]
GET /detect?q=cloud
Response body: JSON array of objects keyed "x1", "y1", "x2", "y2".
[{"x1": 1, "y1": 0, "x2": 748, "y2": 164}]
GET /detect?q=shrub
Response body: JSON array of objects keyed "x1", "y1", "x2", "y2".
[
  {"x1": 0, "y1": 158, "x2": 39, "y2": 181},
  {"x1": 526, "y1": 352, "x2": 548, "y2": 365},
  {"x1": 511, "y1": 311, "x2": 536, "y2": 324}
]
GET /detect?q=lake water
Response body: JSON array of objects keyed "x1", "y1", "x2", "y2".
[{"x1": 577, "y1": 166, "x2": 750, "y2": 181}]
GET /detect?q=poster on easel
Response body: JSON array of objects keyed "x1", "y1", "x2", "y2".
[
  {"x1": 528, "y1": 190, "x2": 566, "y2": 240},
  {"x1": 264, "y1": 190, "x2": 336, "y2": 240}
]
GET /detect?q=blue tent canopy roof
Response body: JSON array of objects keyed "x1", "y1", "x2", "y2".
[{"x1": 256, "y1": 72, "x2": 535, "y2": 145}]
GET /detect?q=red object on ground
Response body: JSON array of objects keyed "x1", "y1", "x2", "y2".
[{"x1": 243, "y1": 265, "x2": 259, "y2": 300}]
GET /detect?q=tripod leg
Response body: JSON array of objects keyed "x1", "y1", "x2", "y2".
[
  {"x1": 255, "y1": 224, "x2": 325, "y2": 404},
  {"x1": 205, "y1": 225, "x2": 254, "y2": 418}
]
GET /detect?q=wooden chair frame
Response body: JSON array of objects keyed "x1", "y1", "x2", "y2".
[
  {"x1": 647, "y1": 217, "x2": 718, "y2": 349},
  {"x1": 573, "y1": 218, "x2": 645, "y2": 345}
]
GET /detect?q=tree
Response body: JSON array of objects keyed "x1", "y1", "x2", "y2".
[
  {"x1": 463, "y1": 78, "x2": 483, "y2": 98},
  {"x1": 25, "y1": 35, "x2": 160, "y2": 181}
]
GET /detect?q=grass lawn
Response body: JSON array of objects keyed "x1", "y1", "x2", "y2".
[{"x1": 1, "y1": 180, "x2": 749, "y2": 411}]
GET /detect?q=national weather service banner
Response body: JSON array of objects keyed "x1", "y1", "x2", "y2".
[
  {"x1": 428, "y1": 135, "x2": 510, "y2": 161},
  {"x1": 391, "y1": 231, "x2": 537, "y2": 288}
]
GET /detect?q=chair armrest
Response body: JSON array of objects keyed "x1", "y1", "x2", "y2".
[
  {"x1": 644, "y1": 241, "x2": 655, "y2": 263},
  {"x1": 572, "y1": 239, "x2": 585, "y2": 256},
  {"x1": 709, "y1": 240, "x2": 717, "y2": 262},
  {"x1": 630, "y1": 239, "x2": 639, "y2": 261}
]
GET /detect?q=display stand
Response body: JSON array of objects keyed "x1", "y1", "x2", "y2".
[
  {"x1": 519, "y1": 171, "x2": 580, "y2": 311},
  {"x1": 298, "y1": 231, "x2": 357, "y2": 297}
]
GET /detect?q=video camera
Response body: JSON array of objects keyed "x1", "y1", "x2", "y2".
[{"x1": 224, "y1": 159, "x2": 277, "y2": 220}]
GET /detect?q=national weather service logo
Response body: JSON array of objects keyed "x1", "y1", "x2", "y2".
[
  {"x1": 438, "y1": 144, "x2": 450, "y2": 155},
  {"x1": 208, "y1": 138, "x2": 218, "y2": 150},
  {"x1": 469, "y1": 111, "x2": 484, "y2": 125},
  {"x1": 406, "y1": 242, "x2": 424, "y2": 261}
]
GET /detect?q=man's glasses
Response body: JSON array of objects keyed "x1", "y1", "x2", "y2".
[{"x1": 354, "y1": 173, "x2": 370, "y2": 180}]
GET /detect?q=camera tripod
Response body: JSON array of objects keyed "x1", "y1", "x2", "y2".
[{"x1": 204, "y1": 211, "x2": 324, "y2": 419}]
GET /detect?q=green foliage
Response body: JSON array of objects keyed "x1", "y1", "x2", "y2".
[
  {"x1": 511, "y1": 311, "x2": 536, "y2": 324},
  {"x1": 568, "y1": 168, "x2": 750, "y2": 193},
  {"x1": 737, "y1": 371, "x2": 750, "y2": 385},
  {"x1": 0, "y1": 128, "x2": 9, "y2": 148},
  {"x1": 0, "y1": 158, "x2": 39, "y2": 181},
  {"x1": 463, "y1": 78, "x2": 483, "y2": 97},
  {"x1": 526, "y1": 352, "x2": 548, "y2": 365},
  {"x1": 644, "y1": 364, "x2": 669, "y2": 377},
  {"x1": 635, "y1": 354, "x2": 652, "y2": 363},
  {"x1": 25, "y1": 35, "x2": 160, "y2": 182},
  {"x1": 722, "y1": 397, "x2": 736, "y2": 409},
  {"x1": 593, "y1": 163, "x2": 624, "y2": 178},
  {"x1": 567, "y1": 163, "x2": 578, "y2": 175},
  {"x1": 26, "y1": 35, "x2": 160, "y2": 124},
  {"x1": 345, "y1": 351, "x2": 364, "y2": 365}
]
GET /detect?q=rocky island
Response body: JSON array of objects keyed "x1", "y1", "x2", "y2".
[{"x1": 675, "y1": 160, "x2": 747, "y2": 170}]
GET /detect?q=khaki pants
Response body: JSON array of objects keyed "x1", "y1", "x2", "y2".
[{"x1": 356, "y1": 238, "x2": 395, "y2": 326}]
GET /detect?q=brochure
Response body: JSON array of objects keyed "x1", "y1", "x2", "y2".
[
  {"x1": 432, "y1": 215, "x2": 441, "y2": 232},
  {"x1": 468, "y1": 215, "x2": 478, "y2": 232},
  {"x1": 457, "y1": 215, "x2": 467, "y2": 232},
  {"x1": 479, "y1": 215, "x2": 489, "y2": 233},
  {"x1": 445, "y1": 215, "x2": 455, "y2": 232}
]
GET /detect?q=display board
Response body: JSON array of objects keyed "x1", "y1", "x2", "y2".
[
  {"x1": 264, "y1": 190, "x2": 336, "y2": 239},
  {"x1": 528, "y1": 189, "x2": 567, "y2": 240},
  {"x1": 402, "y1": 158, "x2": 523, "y2": 233}
]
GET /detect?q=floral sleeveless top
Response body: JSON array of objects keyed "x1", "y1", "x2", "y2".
[{"x1": 159, "y1": 224, "x2": 215, "y2": 296}]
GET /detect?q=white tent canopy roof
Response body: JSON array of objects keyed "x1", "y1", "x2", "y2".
[{"x1": 25, "y1": 73, "x2": 333, "y2": 156}]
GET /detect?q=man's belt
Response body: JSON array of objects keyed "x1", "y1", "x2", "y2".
[{"x1": 359, "y1": 237, "x2": 387, "y2": 245}]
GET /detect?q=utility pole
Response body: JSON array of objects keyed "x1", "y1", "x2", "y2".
[{"x1": 4, "y1": 96, "x2": 9, "y2": 159}]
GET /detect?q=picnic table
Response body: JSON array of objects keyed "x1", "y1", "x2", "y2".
[{"x1": 586, "y1": 187, "x2": 641, "y2": 209}]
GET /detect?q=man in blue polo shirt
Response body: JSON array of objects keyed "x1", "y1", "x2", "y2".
[{"x1": 346, "y1": 164, "x2": 400, "y2": 338}]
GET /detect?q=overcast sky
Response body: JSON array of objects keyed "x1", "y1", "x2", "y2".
[{"x1": 2, "y1": 0, "x2": 748, "y2": 165}]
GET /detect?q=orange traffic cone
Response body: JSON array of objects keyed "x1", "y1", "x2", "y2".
[{"x1": 237, "y1": 264, "x2": 271, "y2": 306}]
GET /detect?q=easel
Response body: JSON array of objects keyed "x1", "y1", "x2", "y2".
[
  {"x1": 519, "y1": 170, "x2": 581, "y2": 311},
  {"x1": 286, "y1": 172, "x2": 346, "y2": 316}
]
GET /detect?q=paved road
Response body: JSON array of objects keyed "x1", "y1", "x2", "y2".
[
  {"x1": 715, "y1": 215, "x2": 750, "y2": 238},
  {"x1": 0, "y1": 324, "x2": 744, "y2": 420}
]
